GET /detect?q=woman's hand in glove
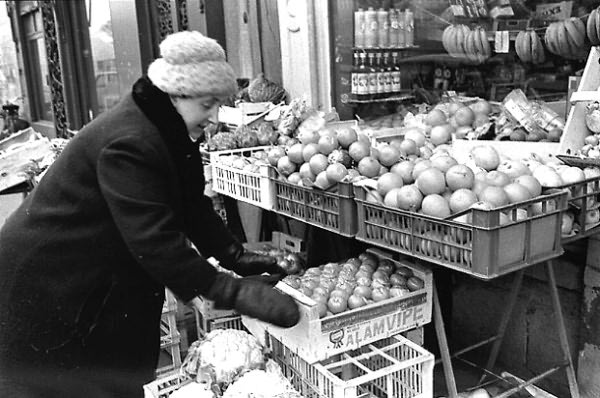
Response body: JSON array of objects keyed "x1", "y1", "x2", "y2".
[
  {"x1": 217, "y1": 241, "x2": 285, "y2": 276},
  {"x1": 205, "y1": 273, "x2": 300, "y2": 328}
]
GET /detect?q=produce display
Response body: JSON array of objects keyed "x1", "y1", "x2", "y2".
[
  {"x1": 514, "y1": 30, "x2": 545, "y2": 65},
  {"x1": 442, "y1": 24, "x2": 491, "y2": 64},
  {"x1": 282, "y1": 251, "x2": 425, "y2": 318},
  {"x1": 545, "y1": 18, "x2": 589, "y2": 60}
]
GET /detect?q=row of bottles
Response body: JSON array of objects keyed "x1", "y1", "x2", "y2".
[
  {"x1": 354, "y1": 7, "x2": 414, "y2": 49},
  {"x1": 350, "y1": 51, "x2": 404, "y2": 100}
]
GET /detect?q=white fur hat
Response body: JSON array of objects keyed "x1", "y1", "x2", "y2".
[{"x1": 147, "y1": 31, "x2": 237, "y2": 98}]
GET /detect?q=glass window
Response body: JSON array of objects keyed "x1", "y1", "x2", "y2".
[
  {"x1": 87, "y1": 1, "x2": 121, "y2": 114},
  {"x1": 0, "y1": 5, "x2": 24, "y2": 112}
]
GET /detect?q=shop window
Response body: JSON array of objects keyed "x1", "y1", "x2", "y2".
[
  {"x1": 0, "y1": 5, "x2": 23, "y2": 109},
  {"x1": 23, "y1": 8, "x2": 52, "y2": 122},
  {"x1": 86, "y1": 1, "x2": 121, "y2": 115}
]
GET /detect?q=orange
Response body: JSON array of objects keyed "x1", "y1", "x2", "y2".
[
  {"x1": 377, "y1": 172, "x2": 404, "y2": 196},
  {"x1": 454, "y1": 106, "x2": 476, "y2": 127},
  {"x1": 484, "y1": 170, "x2": 511, "y2": 187},
  {"x1": 302, "y1": 143, "x2": 320, "y2": 162},
  {"x1": 447, "y1": 101, "x2": 462, "y2": 116},
  {"x1": 378, "y1": 144, "x2": 402, "y2": 167},
  {"x1": 383, "y1": 187, "x2": 403, "y2": 208},
  {"x1": 287, "y1": 143, "x2": 305, "y2": 164},
  {"x1": 449, "y1": 189, "x2": 478, "y2": 213},
  {"x1": 277, "y1": 156, "x2": 297, "y2": 177},
  {"x1": 478, "y1": 186, "x2": 509, "y2": 208},
  {"x1": 309, "y1": 153, "x2": 329, "y2": 175},
  {"x1": 357, "y1": 156, "x2": 382, "y2": 178},
  {"x1": 445, "y1": 164, "x2": 475, "y2": 191},
  {"x1": 348, "y1": 141, "x2": 371, "y2": 162},
  {"x1": 415, "y1": 168, "x2": 446, "y2": 195},
  {"x1": 403, "y1": 128, "x2": 427, "y2": 147},
  {"x1": 469, "y1": 100, "x2": 492, "y2": 115},
  {"x1": 425, "y1": 109, "x2": 447, "y2": 126},
  {"x1": 421, "y1": 194, "x2": 451, "y2": 218},
  {"x1": 430, "y1": 124, "x2": 454, "y2": 146},
  {"x1": 497, "y1": 160, "x2": 531, "y2": 179},
  {"x1": 318, "y1": 135, "x2": 338, "y2": 155},
  {"x1": 431, "y1": 155, "x2": 458, "y2": 174},
  {"x1": 396, "y1": 185, "x2": 424, "y2": 211},
  {"x1": 513, "y1": 175, "x2": 542, "y2": 197},
  {"x1": 412, "y1": 159, "x2": 433, "y2": 180},
  {"x1": 532, "y1": 165, "x2": 563, "y2": 187},
  {"x1": 299, "y1": 162, "x2": 316, "y2": 181},
  {"x1": 399, "y1": 138, "x2": 418, "y2": 155},
  {"x1": 470, "y1": 145, "x2": 500, "y2": 171},
  {"x1": 336, "y1": 127, "x2": 358, "y2": 149},
  {"x1": 287, "y1": 172, "x2": 302, "y2": 184},
  {"x1": 298, "y1": 129, "x2": 320, "y2": 145},
  {"x1": 503, "y1": 182, "x2": 532, "y2": 204},
  {"x1": 391, "y1": 160, "x2": 415, "y2": 184},
  {"x1": 326, "y1": 163, "x2": 348, "y2": 183}
]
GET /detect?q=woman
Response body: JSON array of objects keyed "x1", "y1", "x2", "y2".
[{"x1": 0, "y1": 31, "x2": 299, "y2": 397}]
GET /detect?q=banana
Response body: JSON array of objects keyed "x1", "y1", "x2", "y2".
[
  {"x1": 515, "y1": 31, "x2": 529, "y2": 63},
  {"x1": 595, "y1": 7, "x2": 600, "y2": 46},
  {"x1": 478, "y1": 27, "x2": 491, "y2": 58},
  {"x1": 455, "y1": 25, "x2": 470, "y2": 60},
  {"x1": 564, "y1": 17, "x2": 586, "y2": 49},
  {"x1": 556, "y1": 21, "x2": 573, "y2": 58},
  {"x1": 587, "y1": 9, "x2": 600, "y2": 46},
  {"x1": 442, "y1": 25, "x2": 455, "y2": 56},
  {"x1": 545, "y1": 22, "x2": 560, "y2": 55},
  {"x1": 464, "y1": 31, "x2": 477, "y2": 63},
  {"x1": 533, "y1": 31, "x2": 546, "y2": 64},
  {"x1": 472, "y1": 29, "x2": 484, "y2": 63}
]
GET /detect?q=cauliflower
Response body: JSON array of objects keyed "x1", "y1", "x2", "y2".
[
  {"x1": 181, "y1": 329, "x2": 265, "y2": 386},
  {"x1": 223, "y1": 360, "x2": 302, "y2": 398}
]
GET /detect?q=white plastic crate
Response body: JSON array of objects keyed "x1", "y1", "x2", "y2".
[
  {"x1": 268, "y1": 333, "x2": 434, "y2": 398},
  {"x1": 144, "y1": 372, "x2": 192, "y2": 398},
  {"x1": 195, "y1": 314, "x2": 246, "y2": 339},
  {"x1": 210, "y1": 146, "x2": 276, "y2": 210}
]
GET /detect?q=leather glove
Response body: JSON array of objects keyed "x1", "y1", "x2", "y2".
[
  {"x1": 205, "y1": 273, "x2": 300, "y2": 328},
  {"x1": 218, "y1": 241, "x2": 284, "y2": 276}
]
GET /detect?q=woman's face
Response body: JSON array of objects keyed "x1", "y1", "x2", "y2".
[{"x1": 170, "y1": 95, "x2": 225, "y2": 139}]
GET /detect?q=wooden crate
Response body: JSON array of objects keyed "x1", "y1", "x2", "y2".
[{"x1": 243, "y1": 251, "x2": 432, "y2": 363}]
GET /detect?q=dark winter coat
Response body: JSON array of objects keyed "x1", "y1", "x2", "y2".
[{"x1": 0, "y1": 77, "x2": 236, "y2": 397}]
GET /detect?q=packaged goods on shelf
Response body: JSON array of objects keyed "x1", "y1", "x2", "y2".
[{"x1": 243, "y1": 250, "x2": 432, "y2": 363}]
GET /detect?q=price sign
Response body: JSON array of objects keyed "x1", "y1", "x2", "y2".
[{"x1": 495, "y1": 31, "x2": 510, "y2": 53}]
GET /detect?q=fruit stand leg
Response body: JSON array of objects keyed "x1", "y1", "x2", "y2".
[
  {"x1": 433, "y1": 278, "x2": 459, "y2": 398},
  {"x1": 479, "y1": 269, "x2": 525, "y2": 384},
  {"x1": 546, "y1": 260, "x2": 581, "y2": 398}
]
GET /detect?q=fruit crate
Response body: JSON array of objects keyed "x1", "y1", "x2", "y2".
[
  {"x1": 195, "y1": 314, "x2": 246, "y2": 339},
  {"x1": 354, "y1": 187, "x2": 568, "y2": 280},
  {"x1": 143, "y1": 372, "x2": 192, "y2": 398},
  {"x1": 267, "y1": 332, "x2": 434, "y2": 398},
  {"x1": 209, "y1": 146, "x2": 276, "y2": 210},
  {"x1": 553, "y1": 172, "x2": 600, "y2": 243},
  {"x1": 243, "y1": 251, "x2": 432, "y2": 363},
  {"x1": 271, "y1": 179, "x2": 358, "y2": 237}
]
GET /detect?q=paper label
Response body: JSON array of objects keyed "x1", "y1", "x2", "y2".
[{"x1": 495, "y1": 31, "x2": 510, "y2": 53}]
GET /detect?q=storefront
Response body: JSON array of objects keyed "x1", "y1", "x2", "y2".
[{"x1": 2, "y1": 1, "x2": 600, "y2": 397}]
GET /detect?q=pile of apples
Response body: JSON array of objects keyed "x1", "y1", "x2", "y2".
[
  {"x1": 575, "y1": 133, "x2": 600, "y2": 159},
  {"x1": 282, "y1": 252, "x2": 424, "y2": 318}
]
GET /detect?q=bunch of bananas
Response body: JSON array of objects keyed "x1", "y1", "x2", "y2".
[
  {"x1": 515, "y1": 30, "x2": 545, "y2": 64},
  {"x1": 442, "y1": 24, "x2": 491, "y2": 64},
  {"x1": 586, "y1": 6, "x2": 600, "y2": 46},
  {"x1": 545, "y1": 17, "x2": 589, "y2": 60}
]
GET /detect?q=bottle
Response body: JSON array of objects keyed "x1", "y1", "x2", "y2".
[
  {"x1": 391, "y1": 52, "x2": 402, "y2": 93},
  {"x1": 364, "y1": 7, "x2": 378, "y2": 48},
  {"x1": 397, "y1": 9, "x2": 406, "y2": 48},
  {"x1": 367, "y1": 51, "x2": 378, "y2": 98},
  {"x1": 388, "y1": 9, "x2": 399, "y2": 48},
  {"x1": 377, "y1": 8, "x2": 389, "y2": 48},
  {"x1": 351, "y1": 52, "x2": 360, "y2": 96},
  {"x1": 404, "y1": 9, "x2": 414, "y2": 47},
  {"x1": 375, "y1": 52, "x2": 386, "y2": 97},
  {"x1": 357, "y1": 52, "x2": 369, "y2": 100},
  {"x1": 354, "y1": 8, "x2": 365, "y2": 48},
  {"x1": 383, "y1": 52, "x2": 393, "y2": 95}
]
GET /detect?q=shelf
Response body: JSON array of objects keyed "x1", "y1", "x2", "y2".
[
  {"x1": 344, "y1": 93, "x2": 415, "y2": 104},
  {"x1": 570, "y1": 91, "x2": 600, "y2": 103},
  {"x1": 352, "y1": 45, "x2": 419, "y2": 52}
]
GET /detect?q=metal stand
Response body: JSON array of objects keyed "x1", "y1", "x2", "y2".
[{"x1": 434, "y1": 260, "x2": 581, "y2": 398}]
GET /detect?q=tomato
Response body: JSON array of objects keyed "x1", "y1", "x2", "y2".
[
  {"x1": 346, "y1": 257, "x2": 362, "y2": 267},
  {"x1": 353, "y1": 285, "x2": 372, "y2": 299},
  {"x1": 319, "y1": 278, "x2": 336, "y2": 292},
  {"x1": 378, "y1": 259, "x2": 395, "y2": 271},
  {"x1": 311, "y1": 293, "x2": 328, "y2": 304},
  {"x1": 347, "y1": 294, "x2": 368, "y2": 310},
  {"x1": 301, "y1": 279, "x2": 319, "y2": 290},
  {"x1": 338, "y1": 269, "x2": 356, "y2": 281},
  {"x1": 298, "y1": 287, "x2": 313, "y2": 297},
  {"x1": 407, "y1": 276, "x2": 425, "y2": 291},
  {"x1": 327, "y1": 295, "x2": 348, "y2": 314},
  {"x1": 371, "y1": 287, "x2": 390, "y2": 302},
  {"x1": 376, "y1": 263, "x2": 394, "y2": 275},
  {"x1": 390, "y1": 286, "x2": 410, "y2": 298},
  {"x1": 304, "y1": 267, "x2": 321, "y2": 276},
  {"x1": 316, "y1": 302, "x2": 328, "y2": 318},
  {"x1": 389, "y1": 273, "x2": 407, "y2": 287},
  {"x1": 395, "y1": 266, "x2": 414, "y2": 278},
  {"x1": 358, "y1": 263, "x2": 376, "y2": 273},
  {"x1": 355, "y1": 270, "x2": 372, "y2": 280},
  {"x1": 356, "y1": 276, "x2": 372, "y2": 287},
  {"x1": 323, "y1": 262, "x2": 341, "y2": 273},
  {"x1": 371, "y1": 279, "x2": 391, "y2": 289},
  {"x1": 342, "y1": 263, "x2": 360, "y2": 275},
  {"x1": 329, "y1": 289, "x2": 349, "y2": 299},
  {"x1": 358, "y1": 252, "x2": 378, "y2": 264},
  {"x1": 371, "y1": 270, "x2": 389, "y2": 281},
  {"x1": 312, "y1": 286, "x2": 329, "y2": 298},
  {"x1": 336, "y1": 280, "x2": 356, "y2": 295}
]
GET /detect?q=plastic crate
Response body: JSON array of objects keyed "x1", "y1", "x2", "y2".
[
  {"x1": 272, "y1": 179, "x2": 357, "y2": 237},
  {"x1": 243, "y1": 250, "x2": 432, "y2": 363},
  {"x1": 354, "y1": 187, "x2": 568, "y2": 280},
  {"x1": 144, "y1": 372, "x2": 192, "y2": 398},
  {"x1": 210, "y1": 146, "x2": 276, "y2": 210},
  {"x1": 195, "y1": 314, "x2": 246, "y2": 338},
  {"x1": 556, "y1": 175, "x2": 600, "y2": 243},
  {"x1": 267, "y1": 333, "x2": 434, "y2": 398}
]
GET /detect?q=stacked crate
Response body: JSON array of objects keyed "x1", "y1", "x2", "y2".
[{"x1": 243, "y1": 250, "x2": 435, "y2": 398}]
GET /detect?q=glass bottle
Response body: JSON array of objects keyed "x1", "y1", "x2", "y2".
[
  {"x1": 377, "y1": 8, "x2": 389, "y2": 48},
  {"x1": 351, "y1": 52, "x2": 360, "y2": 96},
  {"x1": 383, "y1": 52, "x2": 393, "y2": 95},
  {"x1": 405, "y1": 9, "x2": 414, "y2": 47},
  {"x1": 357, "y1": 52, "x2": 369, "y2": 100},
  {"x1": 391, "y1": 52, "x2": 402, "y2": 94},
  {"x1": 354, "y1": 8, "x2": 366, "y2": 48},
  {"x1": 364, "y1": 7, "x2": 378, "y2": 48},
  {"x1": 367, "y1": 51, "x2": 378, "y2": 99}
]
